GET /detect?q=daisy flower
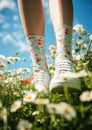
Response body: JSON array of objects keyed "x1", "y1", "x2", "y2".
[
  {"x1": 17, "y1": 120, "x2": 32, "y2": 130},
  {"x1": 34, "y1": 98, "x2": 49, "y2": 105},
  {"x1": 80, "y1": 91, "x2": 92, "y2": 102},
  {"x1": 32, "y1": 111, "x2": 40, "y2": 116},
  {"x1": 73, "y1": 24, "x2": 86, "y2": 34},
  {"x1": 0, "y1": 108, "x2": 7, "y2": 121},
  {"x1": 57, "y1": 102, "x2": 76, "y2": 120},
  {"x1": 47, "y1": 103, "x2": 59, "y2": 113},
  {"x1": 10, "y1": 100, "x2": 22, "y2": 112},
  {"x1": 23, "y1": 91, "x2": 37, "y2": 103},
  {"x1": 0, "y1": 55, "x2": 6, "y2": 61},
  {"x1": 14, "y1": 57, "x2": 20, "y2": 61},
  {"x1": 6, "y1": 57, "x2": 14, "y2": 64},
  {"x1": 4, "y1": 77, "x2": 13, "y2": 84},
  {"x1": 49, "y1": 45, "x2": 56, "y2": 51}
]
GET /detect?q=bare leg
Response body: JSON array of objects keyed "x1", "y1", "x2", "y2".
[
  {"x1": 49, "y1": 0, "x2": 73, "y2": 31},
  {"x1": 18, "y1": 0, "x2": 45, "y2": 36}
]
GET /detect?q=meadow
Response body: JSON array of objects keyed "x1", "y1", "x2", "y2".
[{"x1": 0, "y1": 24, "x2": 92, "y2": 130}]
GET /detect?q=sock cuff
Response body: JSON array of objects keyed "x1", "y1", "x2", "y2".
[
  {"x1": 55, "y1": 24, "x2": 72, "y2": 32},
  {"x1": 26, "y1": 35, "x2": 44, "y2": 41}
]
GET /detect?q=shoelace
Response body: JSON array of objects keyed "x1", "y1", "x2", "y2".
[
  {"x1": 55, "y1": 60, "x2": 75, "y2": 74},
  {"x1": 33, "y1": 71, "x2": 47, "y2": 85}
]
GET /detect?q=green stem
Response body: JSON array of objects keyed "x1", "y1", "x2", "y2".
[
  {"x1": 64, "y1": 86, "x2": 70, "y2": 103},
  {"x1": 3, "y1": 118, "x2": 7, "y2": 130}
]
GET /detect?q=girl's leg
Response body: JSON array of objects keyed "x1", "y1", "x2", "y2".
[
  {"x1": 18, "y1": 0, "x2": 50, "y2": 92},
  {"x1": 49, "y1": 0, "x2": 73, "y2": 31},
  {"x1": 18, "y1": 0, "x2": 45, "y2": 36},
  {"x1": 49, "y1": 0, "x2": 81, "y2": 93}
]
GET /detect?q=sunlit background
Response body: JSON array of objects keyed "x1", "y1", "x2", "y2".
[{"x1": 0, "y1": 0, "x2": 92, "y2": 71}]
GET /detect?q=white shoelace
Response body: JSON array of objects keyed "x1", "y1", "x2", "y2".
[
  {"x1": 33, "y1": 71, "x2": 47, "y2": 85},
  {"x1": 55, "y1": 60, "x2": 75, "y2": 74}
]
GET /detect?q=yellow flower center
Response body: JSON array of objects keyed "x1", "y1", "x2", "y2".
[
  {"x1": 86, "y1": 92, "x2": 90, "y2": 98},
  {"x1": 63, "y1": 108, "x2": 69, "y2": 113},
  {"x1": 52, "y1": 106, "x2": 56, "y2": 111},
  {"x1": 27, "y1": 95, "x2": 32, "y2": 100},
  {"x1": 36, "y1": 98, "x2": 43, "y2": 103},
  {"x1": 13, "y1": 104, "x2": 18, "y2": 108},
  {"x1": 1, "y1": 111, "x2": 6, "y2": 116},
  {"x1": 24, "y1": 127, "x2": 29, "y2": 130}
]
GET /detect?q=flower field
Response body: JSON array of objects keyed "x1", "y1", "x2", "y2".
[{"x1": 0, "y1": 24, "x2": 92, "y2": 130}]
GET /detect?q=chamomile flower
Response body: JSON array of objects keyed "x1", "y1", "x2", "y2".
[
  {"x1": 49, "y1": 45, "x2": 56, "y2": 51},
  {"x1": 48, "y1": 64, "x2": 55, "y2": 75},
  {"x1": 22, "y1": 58, "x2": 26, "y2": 61},
  {"x1": 73, "y1": 24, "x2": 81, "y2": 32},
  {"x1": 0, "y1": 62, "x2": 6, "y2": 68},
  {"x1": 4, "y1": 77, "x2": 13, "y2": 83},
  {"x1": 14, "y1": 57, "x2": 20, "y2": 61},
  {"x1": 0, "y1": 108, "x2": 7, "y2": 121},
  {"x1": 32, "y1": 111, "x2": 40, "y2": 116},
  {"x1": 51, "y1": 50, "x2": 56, "y2": 58},
  {"x1": 72, "y1": 50, "x2": 76, "y2": 55},
  {"x1": 48, "y1": 64, "x2": 55, "y2": 70},
  {"x1": 23, "y1": 91, "x2": 37, "y2": 103},
  {"x1": 17, "y1": 120, "x2": 32, "y2": 130},
  {"x1": 0, "y1": 55, "x2": 6, "y2": 61},
  {"x1": 49, "y1": 69, "x2": 55, "y2": 75},
  {"x1": 15, "y1": 68, "x2": 23, "y2": 75},
  {"x1": 81, "y1": 43, "x2": 88, "y2": 50},
  {"x1": 75, "y1": 55, "x2": 81, "y2": 60},
  {"x1": 73, "y1": 24, "x2": 86, "y2": 35},
  {"x1": 23, "y1": 68, "x2": 30, "y2": 73},
  {"x1": 47, "y1": 103, "x2": 58, "y2": 113},
  {"x1": 34, "y1": 98, "x2": 49, "y2": 105},
  {"x1": 7, "y1": 57, "x2": 14, "y2": 64},
  {"x1": 80, "y1": 28, "x2": 87, "y2": 35},
  {"x1": 10, "y1": 100, "x2": 22, "y2": 112},
  {"x1": 77, "y1": 39, "x2": 84, "y2": 45},
  {"x1": 0, "y1": 70, "x2": 4, "y2": 75},
  {"x1": 80, "y1": 91, "x2": 92, "y2": 102},
  {"x1": 57, "y1": 102, "x2": 76, "y2": 120}
]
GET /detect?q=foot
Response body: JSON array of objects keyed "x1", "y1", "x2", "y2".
[
  {"x1": 50, "y1": 60, "x2": 81, "y2": 93},
  {"x1": 32, "y1": 70, "x2": 51, "y2": 92}
]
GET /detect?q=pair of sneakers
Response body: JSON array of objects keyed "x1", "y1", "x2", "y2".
[{"x1": 32, "y1": 60, "x2": 81, "y2": 93}]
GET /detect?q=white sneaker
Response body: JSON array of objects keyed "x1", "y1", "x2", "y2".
[
  {"x1": 32, "y1": 70, "x2": 50, "y2": 92},
  {"x1": 50, "y1": 60, "x2": 81, "y2": 93}
]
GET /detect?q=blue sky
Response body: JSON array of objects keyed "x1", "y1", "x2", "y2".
[{"x1": 0, "y1": 0, "x2": 92, "y2": 69}]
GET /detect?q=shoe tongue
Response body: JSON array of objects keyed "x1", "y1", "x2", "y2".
[{"x1": 55, "y1": 60, "x2": 74, "y2": 74}]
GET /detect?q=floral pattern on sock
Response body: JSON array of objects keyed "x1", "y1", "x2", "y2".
[
  {"x1": 27, "y1": 35, "x2": 48, "y2": 73},
  {"x1": 55, "y1": 25, "x2": 73, "y2": 63}
]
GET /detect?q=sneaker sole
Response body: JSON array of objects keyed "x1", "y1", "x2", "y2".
[{"x1": 50, "y1": 79, "x2": 81, "y2": 94}]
